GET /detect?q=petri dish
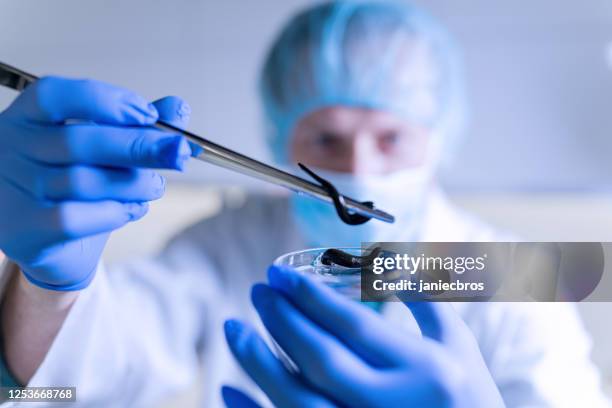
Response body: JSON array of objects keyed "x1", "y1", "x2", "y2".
[{"x1": 273, "y1": 247, "x2": 368, "y2": 301}]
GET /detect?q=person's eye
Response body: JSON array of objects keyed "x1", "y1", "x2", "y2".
[
  {"x1": 379, "y1": 131, "x2": 400, "y2": 149},
  {"x1": 313, "y1": 132, "x2": 342, "y2": 149}
]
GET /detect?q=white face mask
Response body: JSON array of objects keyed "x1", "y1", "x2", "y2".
[{"x1": 290, "y1": 165, "x2": 435, "y2": 248}]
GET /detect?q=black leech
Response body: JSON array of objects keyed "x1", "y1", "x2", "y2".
[{"x1": 320, "y1": 247, "x2": 382, "y2": 268}]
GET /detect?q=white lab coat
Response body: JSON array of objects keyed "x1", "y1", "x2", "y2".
[{"x1": 0, "y1": 190, "x2": 609, "y2": 407}]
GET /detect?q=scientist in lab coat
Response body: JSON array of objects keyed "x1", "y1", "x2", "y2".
[{"x1": 0, "y1": 1, "x2": 609, "y2": 407}]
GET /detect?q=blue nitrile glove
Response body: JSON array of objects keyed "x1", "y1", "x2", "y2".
[
  {"x1": 223, "y1": 265, "x2": 505, "y2": 408},
  {"x1": 0, "y1": 76, "x2": 192, "y2": 291}
]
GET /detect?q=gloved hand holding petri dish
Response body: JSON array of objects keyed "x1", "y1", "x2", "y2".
[{"x1": 223, "y1": 258, "x2": 505, "y2": 408}]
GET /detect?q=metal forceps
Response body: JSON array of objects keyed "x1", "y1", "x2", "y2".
[{"x1": 0, "y1": 61, "x2": 394, "y2": 224}]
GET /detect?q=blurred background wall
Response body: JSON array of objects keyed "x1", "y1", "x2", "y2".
[{"x1": 2, "y1": 0, "x2": 612, "y2": 405}]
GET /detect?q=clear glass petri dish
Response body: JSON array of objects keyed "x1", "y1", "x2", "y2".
[{"x1": 273, "y1": 247, "x2": 364, "y2": 300}]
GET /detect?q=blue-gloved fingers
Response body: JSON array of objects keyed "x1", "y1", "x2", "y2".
[
  {"x1": 267, "y1": 265, "x2": 423, "y2": 367},
  {"x1": 0, "y1": 77, "x2": 182, "y2": 292},
  {"x1": 15, "y1": 124, "x2": 191, "y2": 170},
  {"x1": 152, "y1": 96, "x2": 203, "y2": 157},
  {"x1": 0, "y1": 183, "x2": 147, "y2": 247},
  {"x1": 45, "y1": 167, "x2": 164, "y2": 202},
  {"x1": 250, "y1": 284, "x2": 372, "y2": 403},
  {"x1": 0, "y1": 154, "x2": 165, "y2": 202},
  {"x1": 37, "y1": 201, "x2": 149, "y2": 243},
  {"x1": 5, "y1": 76, "x2": 158, "y2": 125},
  {"x1": 224, "y1": 319, "x2": 336, "y2": 408},
  {"x1": 221, "y1": 386, "x2": 262, "y2": 408},
  {"x1": 151, "y1": 96, "x2": 203, "y2": 157},
  {"x1": 152, "y1": 96, "x2": 191, "y2": 129},
  {"x1": 403, "y1": 302, "x2": 465, "y2": 345}
]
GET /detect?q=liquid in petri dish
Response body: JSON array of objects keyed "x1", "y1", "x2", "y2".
[{"x1": 302, "y1": 250, "x2": 363, "y2": 300}]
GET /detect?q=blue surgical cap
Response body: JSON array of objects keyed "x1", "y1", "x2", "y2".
[{"x1": 259, "y1": 0, "x2": 466, "y2": 164}]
